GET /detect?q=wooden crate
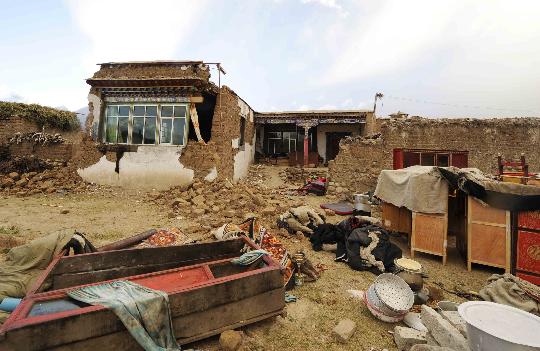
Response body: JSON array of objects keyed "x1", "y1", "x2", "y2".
[
  {"x1": 411, "y1": 212, "x2": 448, "y2": 265},
  {"x1": 381, "y1": 202, "x2": 412, "y2": 235},
  {"x1": 467, "y1": 197, "x2": 510, "y2": 271}
]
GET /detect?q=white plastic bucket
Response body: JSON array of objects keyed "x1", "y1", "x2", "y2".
[{"x1": 458, "y1": 301, "x2": 540, "y2": 351}]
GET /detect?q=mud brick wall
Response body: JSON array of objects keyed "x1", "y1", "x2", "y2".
[
  {"x1": 208, "y1": 86, "x2": 253, "y2": 181},
  {"x1": 91, "y1": 63, "x2": 211, "y2": 81},
  {"x1": 0, "y1": 116, "x2": 79, "y2": 144},
  {"x1": 9, "y1": 142, "x2": 73, "y2": 161},
  {"x1": 329, "y1": 117, "x2": 540, "y2": 194}
]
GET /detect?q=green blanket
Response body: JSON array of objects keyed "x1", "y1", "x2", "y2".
[
  {"x1": 68, "y1": 280, "x2": 179, "y2": 351},
  {"x1": 0, "y1": 230, "x2": 74, "y2": 323}
]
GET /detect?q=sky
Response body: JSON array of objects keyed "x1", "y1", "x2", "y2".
[{"x1": 1, "y1": 0, "x2": 540, "y2": 117}]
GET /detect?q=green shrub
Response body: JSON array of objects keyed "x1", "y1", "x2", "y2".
[{"x1": 0, "y1": 101, "x2": 80, "y2": 131}]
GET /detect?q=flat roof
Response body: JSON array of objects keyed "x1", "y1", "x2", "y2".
[{"x1": 97, "y1": 60, "x2": 205, "y2": 66}]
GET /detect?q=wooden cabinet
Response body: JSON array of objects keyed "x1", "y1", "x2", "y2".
[
  {"x1": 382, "y1": 202, "x2": 412, "y2": 235},
  {"x1": 513, "y1": 210, "x2": 540, "y2": 285},
  {"x1": 411, "y1": 212, "x2": 448, "y2": 265},
  {"x1": 467, "y1": 197, "x2": 510, "y2": 271}
]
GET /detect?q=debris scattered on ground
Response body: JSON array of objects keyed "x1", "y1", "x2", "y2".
[
  {"x1": 332, "y1": 318, "x2": 357, "y2": 343},
  {"x1": 219, "y1": 330, "x2": 243, "y2": 351}
]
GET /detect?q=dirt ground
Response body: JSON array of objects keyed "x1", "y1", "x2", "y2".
[{"x1": 0, "y1": 165, "x2": 501, "y2": 351}]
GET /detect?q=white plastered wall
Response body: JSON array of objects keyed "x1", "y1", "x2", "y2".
[
  {"x1": 317, "y1": 123, "x2": 363, "y2": 162},
  {"x1": 233, "y1": 98, "x2": 256, "y2": 182},
  {"x1": 77, "y1": 146, "x2": 194, "y2": 190}
]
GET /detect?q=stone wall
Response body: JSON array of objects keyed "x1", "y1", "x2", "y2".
[
  {"x1": 329, "y1": 117, "x2": 540, "y2": 194},
  {"x1": 0, "y1": 116, "x2": 79, "y2": 144}
]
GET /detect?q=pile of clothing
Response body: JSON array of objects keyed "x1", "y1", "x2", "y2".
[
  {"x1": 310, "y1": 216, "x2": 402, "y2": 274},
  {"x1": 277, "y1": 205, "x2": 326, "y2": 235}
]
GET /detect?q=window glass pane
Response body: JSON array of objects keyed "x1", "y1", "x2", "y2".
[
  {"x1": 173, "y1": 105, "x2": 186, "y2": 117},
  {"x1": 161, "y1": 106, "x2": 173, "y2": 117},
  {"x1": 172, "y1": 118, "x2": 186, "y2": 145},
  {"x1": 144, "y1": 117, "x2": 156, "y2": 144},
  {"x1": 118, "y1": 117, "x2": 129, "y2": 143},
  {"x1": 161, "y1": 119, "x2": 172, "y2": 143},
  {"x1": 437, "y1": 154, "x2": 449, "y2": 167},
  {"x1": 106, "y1": 117, "x2": 117, "y2": 143},
  {"x1": 133, "y1": 106, "x2": 145, "y2": 116},
  {"x1": 132, "y1": 117, "x2": 144, "y2": 144},
  {"x1": 107, "y1": 106, "x2": 118, "y2": 117},
  {"x1": 146, "y1": 106, "x2": 157, "y2": 116},
  {"x1": 420, "y1": 153, "x2": 435, "y2": 166},
  {"x1": 119, "y1": 106, "x2": 130, "y2": 116}
]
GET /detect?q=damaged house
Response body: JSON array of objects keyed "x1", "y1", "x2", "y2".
[
  {"x1": 254, "y1": 110, "x2": 372, "y2": 166},
  {"x1": 79, "y1": 61, "x2": 256, "y2": 190}
]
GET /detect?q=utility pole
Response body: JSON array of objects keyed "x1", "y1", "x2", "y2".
[{"x1": 373, "y1": 92, "x2": 384, "y2": 115}]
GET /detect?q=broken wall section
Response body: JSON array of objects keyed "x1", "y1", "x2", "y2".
[
  {"x1": 206, "y1": 86, "x2": 255, "y2": 182},
  {"x1": 329, "y1": 117, "x2": 540, "y2": 194}
]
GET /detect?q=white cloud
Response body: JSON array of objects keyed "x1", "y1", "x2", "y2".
[
  {"x1": 66, "y1": 0, "x2": 208, "y2": 75},
  {"x1": 301, "y1": 0, "x2": 348, "y2": 16}
]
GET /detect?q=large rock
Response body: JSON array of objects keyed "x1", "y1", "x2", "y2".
[
  {"x1": 1, "y1": 177, "x2": 15, "y2": 188},
  {"x1": 394, "y1": 326, "x2": 427, "y2": 351},
  {"x1": 219, "y1": 330, "x2": 243, "y2": 351},
  {"x1": 15, "y1": 178, "x2": 28, "y2": 187},
  {"x1": 440, "y1": 310, "x2": 468, "y2": 338},
  {"x1": 421, "y1": 305, "x2": 470, "y2": 351},
  {"x1": 332, "y1": 319, "x2": 356, "y2": 343},
  {"x1": 261, "y1": 206, "x2": 276, "y2": 215}
]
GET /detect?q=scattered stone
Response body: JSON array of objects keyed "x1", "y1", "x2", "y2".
[
  {"x1": 167, "y1": 212, "x2": 176, "y2": 218},
  {"x1": 421, "y1": 305, "x2": 470, "y2": 351},
  {"x1": 1, "y1": 178, "x2": 15, "y2": 188},
  {"x1": 60, "y1": 209, "x2": 69, "y2": 214},
  {"x1": 193, "y1": 208, "x2": 206, "y2": 216},
  {"x1": 332, "y1": 318, "x2": 356, "y2": 343},
  {"x1": 261, "y1": 206, "x2": 276, "y2": 215},
  {"x1": 394, "y1": 326, "x2": 427, "y2": 351},
  {"x1": 191, "y1": 194, "x2": 205, "y2": 206},
  {"x1": 440, "y1": 311, "x2": 468, "y2": 338},
  {"x1": 219, "y1": 330, "x2": 243, "y2": 351},
  {"x1": 8, "y1": 172, "x2": 20, "y2": 181}
]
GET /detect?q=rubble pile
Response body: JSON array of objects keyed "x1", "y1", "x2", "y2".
[
  {"x1": 148, "y1": 177, "x2": 304, "y2": 237},
  {"x1": 279, "y1": 167, "x2": 327, "y2": 184},
  {"x1": 0, "y1": 163, "x2": 86, "y2": 196}
]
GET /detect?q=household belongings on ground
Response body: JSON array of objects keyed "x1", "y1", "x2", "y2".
[
  {"x1": 136, "y1": 227, "x2": 194, "y2": 248},
  {"x1": 320, "y1": 201, "x2": 355, "y2": 215},
  {"x1": 297, "y1": 176, "x2": 327, "y2": 196},
  {"x1": 478, "y1": 273, "x2": 540, "y2": 316},
  {"x1": 214, "y1": 215, "x2": 321, "y2": 287},
  {"x1": 0, "y1": 235, "x2": 285, "y2": 350},
  {"x1": 277, "y1": 205, "x2": 326, "y2": 236},
  {"x1": 309, "y1": 216, "x2": 402, "y2": 274},
  {"x1": 375, "y1": 166, "x2": 540, "y2": 279},
  {"x1": 0, "y1": 230, "x2": 96, "y2": 324}
]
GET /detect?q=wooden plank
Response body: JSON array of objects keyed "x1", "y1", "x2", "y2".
[
  {"x1": 48, "y1": 289, "x2": 284, "y2": 351},
  {"x1": 52, "y1": 253, "x2": 237, "y2": 290},
  {"x1": 411, "y1": 212, "x2": 447, "y2": 264},
  {"x1": 470, "y1": 223, "x2": 507, "y2": 268},
  {"x1": 469, "y1": 197, "x2": 506, "y2": 225},
  {"x1": 52, "y1": 239, "x2": 245, "y2": 275}
]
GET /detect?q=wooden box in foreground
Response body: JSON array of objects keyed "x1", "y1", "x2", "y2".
[{"x1": 467, "y1": 197, "x2": 511, "y2": 271}]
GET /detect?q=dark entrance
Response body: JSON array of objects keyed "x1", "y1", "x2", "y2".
[{"x1": 326, "y1": 132, "x2": 351, "y2": 162}]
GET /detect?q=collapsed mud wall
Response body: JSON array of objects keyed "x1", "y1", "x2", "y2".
[{"x1": 329, "y1": 117, "x2": 540, "y2": 194}]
